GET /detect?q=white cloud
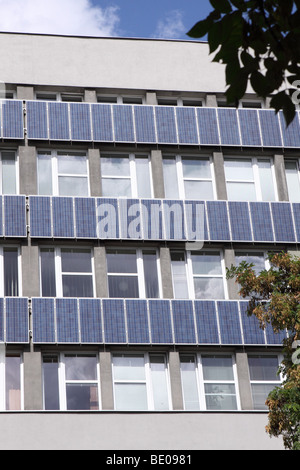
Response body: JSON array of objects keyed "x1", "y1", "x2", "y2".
[
  {"x1": 0, "y1": 0, "x2": 120, "y2": 36},
  {"x1": 153, "y1": 10, "x2": 186, "y2": 39}
]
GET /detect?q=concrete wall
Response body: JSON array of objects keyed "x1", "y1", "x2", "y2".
[{"x1": 0, "y1": 412, "x2": 283, "y2": 450}]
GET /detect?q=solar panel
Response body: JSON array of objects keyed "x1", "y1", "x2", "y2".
[
  {"x1": 79, "y1": 298, "x2": 103, "y2": 343},
  {"x1": 176, "y1": 107, "x2": 199, "y2": 144},
  {"x1": 217, "y1": 301, "x2": 243, "y2": 344},
  {"x1": 96, "y1": 198, "x2": 120, "y2": 239},
  {"x1": 259, "y1": 110, "x2": 282, "y2": 147},
  {"x1": 239, "y1": 301, "x2": 265, "y2": 345},
  {"x1": 2, "y1": 100, "x2": 24, "y2": 139},
  {"x1": 163, "y1": 200, "x2": 186, "y2": 240},
  {"x1": 148, "y1": 300, "x2": 173, "y2": 344},
  {"x1": 265, "y1": 323, "x2": 287, "y2": 345},
  {"x1": 29, "y1": 196, "x2": 52, "y2": 238},
  {"x1": 56, "y1": 298, "x2": 79, "y2": 343},
  {"x1": 194, "y1": 300, "x2": 219, "y2": 344},
  {"x1": 70, "y1": 103, "x2": 92, "y2": 141},
  {"x1": 102, "y1": 299, "x2": 127, "y2": 343},
  {"x1": 134, "y1": 105, "x2": 156, "y2": 143},
  {"x1": 206, "y1": 201, "x2": 231, "y2": 241},
  {"x1": 228, "y1": 201, "x2": 252, "y2": 241},
  {"x1": 48, "y1": 102, "x2": 70, "y2": 140},
  {"x1": 91, "y1": 104, "x2": 114, "y2": 141},
  {"x1": 4, "y1": 196, "x2": 27, "y2": 237},
  {"x1": 112, "y1": 105, "x2": 135, "y2": 142},
  {"x1": 26, "y1": 101, "x2": 48, "y2": 140},
  {"x1": 6, "y1": 298, "x2": 29, "y2": 343},
  {"x1": 238, "y1": 109, "x2": 262, "y2": 146},
  {"x1": 119, "y1": 198, "x2": 142, "y2": 240},
  {"x1": 171, "y1": 300, "x2": 196, "y2": 344},
  {"x1": 32, "y1": 298, "x2": 55, "y2": 343},
  {"x1": 197, "y1": 108, "x2": 220, "y2": 145},
  {"x1": 292, "y1": 203, "x2": 300, "y2": 242},
  {"x1": 126, "y1": 299, "x2": 150, "y2": 344},
  {"x1": 218, "y1": 108, "x2": 241, "y2": 146},
  {"x1": 155, "y1": 106, "x2": 178, "y2": 143},
  {"x1": 52, "y1": 197, "x2": 75, "y2": 238},
  {"x1": 75, "y1": 197, "x2": 97, "y2": 238},
  {"x1": 250, "y1": 202, "x2": 274, "y2": 242},
  {"x1": 141, "y1": 199, "x2": 164, "y2": 240},
  {"x1": 271, "y1": 202, "x2": 296, "y2": 242},
  {"x1": 279, "y1": 111, "x2": 300, "y2": 147}
]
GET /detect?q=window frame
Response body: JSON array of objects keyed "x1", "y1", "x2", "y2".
[
  {"x1": 180, "y1": 352, "x2": 241, "y2": 411},
  {"x1": 0, "y1": 150, "x2": 19, "y2": 195},
  {"x1": 0, "y1": 245, "x2": 22, "y2": 297},
  {"x1": 284, "y1": 158, "x2": 300, "y2": 202},
  {"x1": 101, "y1": 152, "x2": 154, "y2": 199},
  {"x1": 42, "y1": 352, "x2": 101, "y2": 411},
  {"x1": 224, "y1": 156, "x2": 278, "y2": 202},
  {"x1": 163, "y1": 154, "x2": 217, "y2": 200},
  {"x1": 39, "y1": 246, "x2": 96, "y2": 298},
  {"x1": 170, "y1": 249, "x2": 228, "y2": 300},
  {"x1": 106, "y1": 247, "x2": 162, "y2": 299},
  {"x1": 0, "y1": 350, "x2": 24, "y2": 411},
  {"x1": 111, "y1": 352, "x2": 172, "y2": 411},
  {"x1": 35, "y1": 92, "x2": 84, "y2": 102}
]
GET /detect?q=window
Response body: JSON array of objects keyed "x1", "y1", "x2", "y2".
[
  {"x1": 0, "y1": 350, "x2": 23, "y2": 411},
  {"x1": 0, "y1": 247, "x2": 20, "y2": 297},
  {"x1": 156, "y1": 97, "x2": 203, "y2": 106},
  {"x1": 235, "y1": 251, "x2": 268, "y2": 275},
  {"x1": 43, "y1": 353, "x2": 100, "y2": 411},
  {"x1": 106, "y1": 248, "x2": 160, "y2": 299},
  {"x1": 180, "y1": 354, "x2": 240, "y2": 411},
  {"x1": 163, "y1": 155, "x2": 215, "y2": 200},
  {"x1": 36, "y1": 92, "x2": 83, "y2": 102},
  {"x1": 38, "y1": 150, "x2": 89, "y2": 196},
  {"x1": 112, "y1": 354, "x2": 171, "y2": 411},
  {"x1": 40, "y1": 248, "x2": 94, "y2": 298},
  {"x1": 248, "y1": 355, "x2": 282, "y2": 410},
  {"x1": 224, "y1": 157, "x2": 277, "y2": 201},
  {"x1": 0, "y1": 151, "x2": 17, "y2": 194},
  {"x1": 285, "y1": 160, "x2": 300, "y2": 202},
  {"x1": 170, "y1": 250, "x2": 226, "y2": 300},
  {"x1": 97, "y1": 95, "x2": 144, "y2": 104},
  {"x1": 101, "y1": 154, "x2": 152, "y2": 198}
]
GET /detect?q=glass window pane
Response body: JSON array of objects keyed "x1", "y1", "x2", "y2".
[
  {"x1": 191, "y1": 251, "x2": 222, "y2": 275},
  {"x1": 4, "y1": 248, "x2": 18, "y2": 296},
  {"x1": 106, "y1": 250, "x2": 137, "y2": 273},
  {"x1": 101, "y1": 157, "x2": 130, "y2": 177},
  {"x1": 6, "y1": 356, "x2": 21, "y2": 411},
  {"x1": 163, "y1": 158, "x2": 179, "y2": 199},
  {"x1": 204, "y1": 383, "x2": 237, "y2": 410},
  {"x1": 235, "y1": 252, "x2": 265, "y2": 275},
  {"x1": 181, "y1": 356, "x2": 200, "y2": 410},
  {"x1": 224, "y1": 159, "x2": 254, "y2": 181},
  {"x1": 43, "y1": 356, "x2": 60, "y2": 410},
  {"x1": 248, "y1": 355, "x2": 279, "y2": 381},
  {"x1": 58, "y1": 176, "x2": 88, "y2": 196},
  {"x1": 2, "y1": 152, "x2": 16, "y2": 194},
  {"x1": 194, "y1": 277, "x2": 225, "y2": 299},
  {"x1": 62, "y1": 275, "x2": 93, "y2": 297},
  {"x1": 227, "y1": 182, "x2": 257, "y2": 201},
  {"x1": 285, "y1": 161, "x2": 300, "y2": 202},
  {"x1": 102, "y1": 178, "x2": 132, "y2": 197},
  {"x1": 41, "y1": 248, "x2": 56, "y2": 297},
  {"x1": 57, "y1": 155, "x2": 87, "y2": 175},
  {"x1": 61, "y1": 249, "x2": 92, "y2": 273},
  {"x1": 150, "y1": 356, "x2": 169, "y2": 410},
  {"x1": 202, "y1": 355, "x2": 234, "y2": 381},
  {"x1": 257, "y1": 159, "x2": 276, "y2": 201},
  {"x1": 66, "y1": 384, "x2": 99, "y2": 410},
  {"x1": 251, "y1": 383, "x2": 277, "y2": 410},
  {"x1": 136, "y1": 157, "x2": 152, "y2": 198},
  {"x1": 113, "y1": 355, "x2": 146, "y2": 381},
  {"x1": 170, "y1": 252, "x2": 189, "y2": 299},
  {"x1": 65, "y1": 355, "x2": 97, "y2": 381},
  {"x1": 143, "y1": 251, "x2": 159, "y2": 298},
  {"x1": 38, "y1": 155, "x2": 52, "y2": 195},
  {"x1": 182, "y1": 158, "x2": 211, "y2": 179},
  {"x1": 184, "y1": 180, "x2": 214, "y2": 200},
  {"x1": 114, "y1": 383, "x2": 147, "y2": 410},
  {"x1": 108, "y1": 275, "x2": 139, "y2": 298}
]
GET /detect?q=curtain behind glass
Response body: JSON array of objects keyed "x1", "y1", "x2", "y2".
[{"x1": 4, "y1": 248, "x2": 18, "y2": 296}]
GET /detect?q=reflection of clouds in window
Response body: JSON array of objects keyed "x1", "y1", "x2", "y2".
[{"x1": 194, "y1": 277, "x2": 224, "y2": 300}]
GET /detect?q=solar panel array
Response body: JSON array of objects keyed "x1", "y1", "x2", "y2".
[
  {"x1": 29, "y1": 196, "x2": 300, "y2": 244},
  {"x1": 25, "y1": 100, "x2": 300, "y2": 148},
  {"x1": 31, "y1": 298, "x2": 287, "y2": 346}
]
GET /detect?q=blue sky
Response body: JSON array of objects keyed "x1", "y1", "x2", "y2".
[{"x1": 0, "y1": 0, "x2": 212, "y2": 40}]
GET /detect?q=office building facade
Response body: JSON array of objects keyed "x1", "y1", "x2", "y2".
[{"x1": 0, "y1": 32, "x2": 297, "y2": 449}]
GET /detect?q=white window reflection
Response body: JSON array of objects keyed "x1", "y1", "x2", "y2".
[{"x1": 248, "y1": 355, "x2": 282, "y2": 410}]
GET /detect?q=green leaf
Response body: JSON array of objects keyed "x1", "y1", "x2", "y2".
[
  {"x1": 187, "y1": 19, "x2": 211, "y2": 38},
  {"x1": 250, "y1": 70, "x2": 270, "y2": 97},
  {"x1": 208, "y1": 21, "x2": 223, "y2": 53},
  {"x1": 270, "y1": 92, "x2": 296, "y2": 127},
  {"x1": 210, "y1": 0, "x2": 232, "y2": 14}
]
